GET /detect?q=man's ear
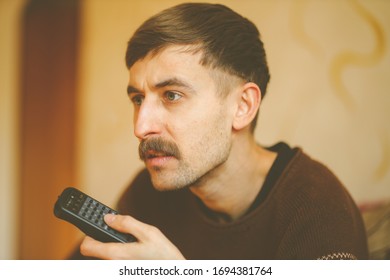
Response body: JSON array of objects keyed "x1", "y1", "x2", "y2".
[{"x1": 232, "y1": 82, "x2": 261, "y2": 131}]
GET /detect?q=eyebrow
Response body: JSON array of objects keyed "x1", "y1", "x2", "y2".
[
  {"x1": 127, "y1": 77, "x2": 196, "y2": 95},
  {"x1": 154, "y1": 77, "x2": 194, "y2": 91},
  {"x1": 127, "y1": 85, "x2": 141, "y2": 95}
]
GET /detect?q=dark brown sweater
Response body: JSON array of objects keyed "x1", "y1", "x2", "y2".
[{"x1": 115, "y1": 143, "x2": 368, "y2": 259}]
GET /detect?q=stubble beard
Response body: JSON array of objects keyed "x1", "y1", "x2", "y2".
[
  {"x1": 150, "y1": 150, "x2": 230, "y2": 192},
  {"x1": 141, "y1": 133, "x2": 232, "y2": 192}
]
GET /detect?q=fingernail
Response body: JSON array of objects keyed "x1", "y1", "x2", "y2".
[{"x1": 104, "y1": 213, "x2": 116, "y2": 224}]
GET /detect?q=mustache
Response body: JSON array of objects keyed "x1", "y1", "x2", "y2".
[{"x1": 139, "y1": 138, "x2": 181, "y2": 161}]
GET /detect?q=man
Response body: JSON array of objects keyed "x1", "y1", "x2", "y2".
[{"x1": 77, "y1": 3, "x2": 368, "y2": 259}]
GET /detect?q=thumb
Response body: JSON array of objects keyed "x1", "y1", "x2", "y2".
[{"x1": 104, "y1": 214, "x2": 152, "y2": 240}]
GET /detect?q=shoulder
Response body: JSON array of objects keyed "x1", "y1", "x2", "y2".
[
  {"x1": 273, "y1": 148, "x2": 363, "y2": 224},
  {"x1": 270, "y1": 148, "x2": 368, "y2": 259},
  {"x1": 265, "y1": 142, "x2": 348, "y2": 204},
  {"x1": 276, "y1": 149, "x2": 351, "y2": 205}
]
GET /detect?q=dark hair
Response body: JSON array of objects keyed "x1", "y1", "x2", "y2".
[{"x1": 125, "y1": 3, "x2": 270, "y2": 132}]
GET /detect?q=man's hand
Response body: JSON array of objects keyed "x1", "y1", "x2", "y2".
[{"x1": 79, "y1": 214, "x2": 185, "y2": 260}]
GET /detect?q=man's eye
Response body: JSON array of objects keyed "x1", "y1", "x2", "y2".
[
  {"x1": 131, "y1": 95, "x2": 144, "y2": 106},
  {"x1": 165, "y1": 91, "x2": 182, "y2": 102}
]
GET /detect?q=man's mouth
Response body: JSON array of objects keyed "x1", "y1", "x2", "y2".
[
  {"x1": 142, "y1": 149, "x2": 177, "y2": 169},
  {"x1": 145, "y1": 150, "x2": 173, "y2": 159}
]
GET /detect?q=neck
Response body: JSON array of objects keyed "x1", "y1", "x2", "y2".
[{"x1": 189, "y1": 133, "x2": 277, "y2": 222}]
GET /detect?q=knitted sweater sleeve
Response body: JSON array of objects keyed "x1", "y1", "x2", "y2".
[{"x1": 274, "y1": 153, "x2": 368, "y2": 260}]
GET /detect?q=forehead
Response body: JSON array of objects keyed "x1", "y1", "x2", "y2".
[
  {"x1": 128, "y1": 45, "x2": 217, "y2": 90},
  {"x1": 129, "y1": 45, "x2": 206, "y2": 73}
]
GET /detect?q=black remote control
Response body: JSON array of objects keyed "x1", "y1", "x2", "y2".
[{"x1": 54, "y1": 187, "x2": 136, "y2": 243}]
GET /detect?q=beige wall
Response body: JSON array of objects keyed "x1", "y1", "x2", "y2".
[{"x1": 1, "y1": 0, "x2": 389, "y2": 258}]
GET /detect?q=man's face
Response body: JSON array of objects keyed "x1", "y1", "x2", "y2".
[{"x1": 128, "y1": 46, "x2": 236, "y2": 191}]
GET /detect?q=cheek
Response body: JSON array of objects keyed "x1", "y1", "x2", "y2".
[
  {"x1": 176, "y1": 109, "x2": 231, "y2": 155},
  {"x1": 166, "y1": 94, "x2": 233, "y2": 153}
]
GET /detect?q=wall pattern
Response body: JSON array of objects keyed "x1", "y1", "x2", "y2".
[
  {"x1": 291, "y1": 0, "x2": 389, "y2": 185},
  {"x1": 327, "y1": 0, "x2": 388, "y2": 184},
  {"x1": 254, "y1": 0, "x2": 389, "y2": 203}
]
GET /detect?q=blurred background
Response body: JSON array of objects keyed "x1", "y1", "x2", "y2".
[{"x1": 1, "y1": 0, "x2": 389, "y2": 259}]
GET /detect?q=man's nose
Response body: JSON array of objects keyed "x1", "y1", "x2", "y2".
[{"x1": 134, "y1": 98, "x2": 162, "y2": 140}]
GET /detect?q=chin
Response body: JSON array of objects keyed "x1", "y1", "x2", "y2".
[
  {"x1": 147, "y1": 165, "x2": 200, "y2": 191},
  {"x1": 151, "y1": 181, "x2": 183, "y2": 192},
  {"x1": 150, "y1": 174, "x2": 182, "y2": 192}
]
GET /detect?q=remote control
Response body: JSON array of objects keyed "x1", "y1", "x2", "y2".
[{"x1": 54, "y1": 187, "x2": 136, "y2": 243}]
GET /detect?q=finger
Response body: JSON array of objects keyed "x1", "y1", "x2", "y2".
[
  {"x1": 80, "y1": 236, "x2": 131, "y2": 260},
  {"x1": 104, "y1": 214, "x2": 156, "y2": 240}
]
